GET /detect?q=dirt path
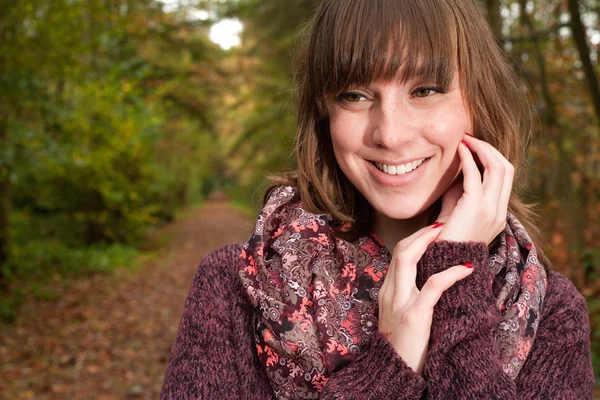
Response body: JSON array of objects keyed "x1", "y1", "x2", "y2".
[{"x1": 0, "y1": 198, "x2": 254, "y2": 399}]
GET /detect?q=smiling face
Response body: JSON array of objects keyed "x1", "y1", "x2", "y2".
[
  {"x1": 293, "y1": 0, "x2": 512, "y2": 240},
  {"x1": 327, "y1": 72, "x2": 472, "y2": 223}
]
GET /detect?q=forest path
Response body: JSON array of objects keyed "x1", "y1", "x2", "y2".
[{"x1": 0, "y1": 196, "x2": 254, "y2": 399}]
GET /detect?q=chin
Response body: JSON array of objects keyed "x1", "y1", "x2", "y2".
[{"x1": 370, "y1": 197, "x2": 433, "y2": 221}]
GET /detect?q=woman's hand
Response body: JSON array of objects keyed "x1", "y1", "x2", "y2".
[
  {"x1": 437, "y1": 134, "x2": 514, "y2": 245},
  {"x1": 377, "y1": 224, "x2": 474, "y2": 375}
]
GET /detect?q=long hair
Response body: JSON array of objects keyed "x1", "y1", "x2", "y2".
[{"x1": 269, "y1": 0, "x2": 550, "y2": 268}]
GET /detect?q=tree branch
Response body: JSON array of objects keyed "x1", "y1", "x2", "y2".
[
  {"x1": 505, "y1": 22, "x2": 570, "y2": 43},
  {"x1": 567, "y1": 0, "x2": 600, "y2": 126}
]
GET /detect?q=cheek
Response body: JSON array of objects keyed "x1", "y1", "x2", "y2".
[
  {"x1": 422, "y1": 104, "x2": 471, "y2": 146},
  {"x1": 328, "y1": 119, "x2": 349, "y2": 171},
  {"x1": 329, "y1": 115, "x2": 364, "y2": 154}
]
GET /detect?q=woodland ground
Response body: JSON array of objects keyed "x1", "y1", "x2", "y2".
[
  {"x1": 0, "y1": 195, "x2": 254, "y2": 399},
  {"x1": 0, "y1": 196, "x2": 598, "y2": 399}
]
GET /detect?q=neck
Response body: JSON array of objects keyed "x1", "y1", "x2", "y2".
[{"x1": 371, "y1": 202, "x2": 440, "y2": 253}]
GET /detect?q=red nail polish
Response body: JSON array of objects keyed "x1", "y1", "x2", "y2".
[
  {"x1": 431, "y1": 221, "x2": 445, "y2": 228},
  {"x1": 464, "y1": 132, "x2": 474, "y2": 137},
  {"x1": 461, "y1": 140, "x2": 468, "y2": 147},
  {"x1": 464, "y1": 262, "x2": 473, "y2": 268}
]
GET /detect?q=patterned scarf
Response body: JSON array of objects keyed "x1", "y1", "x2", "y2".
[{"x1": 238, "y1": 186, "x2": 547, "y2": 399}]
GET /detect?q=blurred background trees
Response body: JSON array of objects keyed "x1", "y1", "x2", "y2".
[
  {"x1": 0, "y1": 0, "x2": 224, "y2": 291},
  {"x1": 0, "y1": 0, "x2": 598, "y2": 378}
]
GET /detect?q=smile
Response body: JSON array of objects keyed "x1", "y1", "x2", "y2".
[{"x1": 373, "y1": 158, "x2": 427, "y2": 176}]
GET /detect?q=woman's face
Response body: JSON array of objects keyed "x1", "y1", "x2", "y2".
[{"x1": 328, "y1": 71, "x2": 472, "y2": 221}]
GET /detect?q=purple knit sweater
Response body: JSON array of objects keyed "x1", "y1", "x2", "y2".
[{"x1": 160, "y1": 242, "x2": 595, "y2": 399}]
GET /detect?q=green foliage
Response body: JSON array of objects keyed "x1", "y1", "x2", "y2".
[
  {"x1": 12, "y1": 78, "x2": 168, "y2": 243},
  {"x1": 0, "y1": 209, "x2": 143, "y2": 324},
  {"x1": 0, "y1": 0, "x2": 224, "y2": 317},
  {"x1": 4, "y1": 209, "x2": 141, "y2": 282},
  {"x1": 6, "y1": 240, "x2": 139, "y2": 280},
  {"x1": 0, "y1": 287, "x2": 25, "y2": 324},
  {"x1": 203, "y1": 0, "x2": 319, "y2": 206}
]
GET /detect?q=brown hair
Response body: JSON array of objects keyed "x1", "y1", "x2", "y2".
[{"x1": 269, "y1": 0, "x2": 550, "y2": 267}]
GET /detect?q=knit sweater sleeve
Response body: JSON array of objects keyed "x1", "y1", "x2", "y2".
[
  {"x1": 413, "y1": 241, "x2": 595, "y2": 399},
  {"x1": 319, "y1": 330, "x2": 428, "y2": 398},
  {"x1": 160, "y1": 243, "x2": 276, "y2": 400}
]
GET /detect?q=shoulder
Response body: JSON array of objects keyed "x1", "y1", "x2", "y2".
[
  {"x1": 539, "y1": 270, "x2": 590, "y2": 336},
  {"x1": 200, "y1": 242, "x2": 244, "y2": 269},
  {"x1": 191, "y1": 243, "x2": 245, "y2": 304},
  {"x1": 544, "y1": 271, "x2": 587, "y2": 310}
]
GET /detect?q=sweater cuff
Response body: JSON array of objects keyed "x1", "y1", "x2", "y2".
[
  {"x1": 369, "y1": 331, "x2": 427, "y2": 398},
  {"x1": 324, "y1": 331, "x2": 426, "y2": 398},
  {"x1": 416, "y1": 241, "x2": 500, "y2": 345},
  {"x1": 416, "y1": 240, "x2": 488, "y2": 290}
]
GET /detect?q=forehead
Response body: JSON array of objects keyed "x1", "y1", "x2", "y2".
[{"x1": 311, "y1": 0, "x2": 458, "y2": 95}]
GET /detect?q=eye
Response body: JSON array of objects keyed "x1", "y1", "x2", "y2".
[
  {"x1": 411, "y1": 86, "x2": 445, "y2": 98},
  {"x1": 336, "y1": 92, "x2": 368, "y2": 103}
]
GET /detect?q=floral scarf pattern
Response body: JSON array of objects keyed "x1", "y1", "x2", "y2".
[{"x1": 238, "y1": 186, "x2": 547, "y2": 398}]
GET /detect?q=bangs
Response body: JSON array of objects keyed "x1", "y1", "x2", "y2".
[{"x1": 311, "y1": 0, "x2": 458, "y2": 104}]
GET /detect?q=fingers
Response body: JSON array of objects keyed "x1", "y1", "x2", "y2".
[
  {"x1": 379, "y1": 254, "x2": 394, "y2": 304},
  {"x1": 462, "y1": 135, "x2": 513, "y2": 203},
  {"x1": 412, "y1": 264, "x2": 474, "y2": 313},
  {"x1": 380, "y1": 224, "x2": 443, "y2": 311},
  {"x1": 457, "y1": 140, "x2": 482, "y2": 196},
  {"x1": 402, "y1": 220, "x2": 444, "y2": 248},
  {"x1": 438, "y1": 177, "x2": 463, "y2": 222},
  {"x1": 485, "y1": 144, "x2": 514, "y2": 225},
  {"x1": 463, "y1": 135, "x2": 514, "y2": 235},
  {"x1": 391, "y1": 224, "x2": 443, "y2": 306},
  {"x1": 460, "y1": 136, "x2": 502, "y2": 198}
]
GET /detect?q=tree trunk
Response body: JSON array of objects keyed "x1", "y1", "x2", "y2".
[
  {"x1": 568, "y1": 0, "x2": 600, "y2": 126},
  {"x1": 518, "y1": 0, "x2": 558, "y2": 128},
  {"x1": 485, "y1": 0, "x2": 503, "y2": 42},
  {"x1": 0, "y1": 120, "x2": 11, "y2": 272},
  {"x1": 563, "y1": 0, "x2": 597, "y2": 286}
]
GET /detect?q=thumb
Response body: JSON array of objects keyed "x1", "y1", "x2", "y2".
[{"x1": 413, "y1": 264, "x2": 474, "y2": 312}]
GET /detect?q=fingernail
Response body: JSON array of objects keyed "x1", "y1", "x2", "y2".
[
  {"x1": 463, "y1": 262, "x2": 473, "y2": 269},
  {"x1": 461, "y1": 140, "x2": 468, "y2": 147},
  {"x1": 430, "y1": 221, "x2": 445, "y2": 228},
  {"x1": 464, "y1": 132, "x2": 474, "y2": 137}
]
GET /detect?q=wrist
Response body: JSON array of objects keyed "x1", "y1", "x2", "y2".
[{"x1": 380, "y1": 329, "x2": 429, "y2": 376}]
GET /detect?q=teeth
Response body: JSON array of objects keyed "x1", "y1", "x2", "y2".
[{"x1": 376, "y1": 158, "x2": 425, "y2": 175}]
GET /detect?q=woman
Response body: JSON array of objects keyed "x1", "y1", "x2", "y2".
[{"x1": 161, "y1": 0, "x2": 595, "y2": 398}]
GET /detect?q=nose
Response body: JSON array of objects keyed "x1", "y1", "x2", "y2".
[{"x1": 371, "y1": 101, "x2": 419, "y2": 149}]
